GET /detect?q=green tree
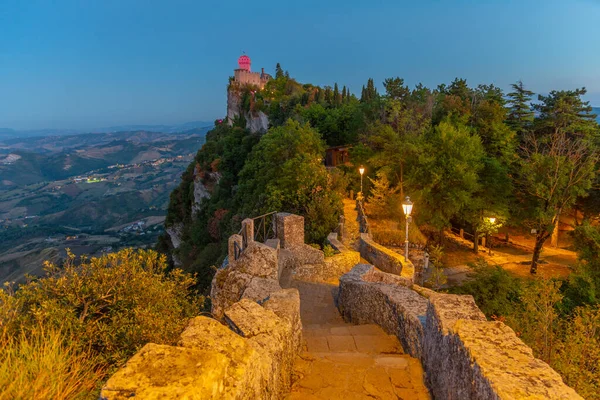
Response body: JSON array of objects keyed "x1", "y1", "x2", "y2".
[
  {"x1": 426, "y1": 244, "x2": 447, "y2": 290},
  {"x1": 275, "y1": 63, "x2": 284, "y2": 79},
  {"x1": 408, "y1": 119, "x2": 485, "y2": 241},
  {"x1": 236, "y1": 120, "x2": 342, "y2": 243},
  {"x1": 506, "y1": 80, "x2": 535, "y2": 135},
  {"x1": 516, "y1": 131, "x2": 598, "y2": 274},
  {"x1": 367, "y1": 171, "x2": 399, "y2": 219},
  {"x1": 383, "y1": 77, "x2": 410, "y2": 101},
  {"x1": 533, "y1": 88, "x2": 598, "y2": 138},
  {"x1": 333, "y1": 83, "x2": 341, "y2": 105}
]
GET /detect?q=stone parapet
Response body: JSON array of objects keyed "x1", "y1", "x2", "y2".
[
  {"x1": 326, "y1": 232, "x2": 346, "y2": 252},
  {"x1": 359, "y1": 233, "x2": 415, "y2": 282},
  {"x1": 211, "y1": 241, "x2": 280, "y2": 318},
  {"x1": 101, "y1": 289, "x2": 302, "y2": 399},
  {"x1": 275, "y1": 212, "x2": 305, "y2": 248},
  {"x1": 338, "y1": 264, "x2": 427, "y2": 358},
  {"x1": 337, "y1": 264, "x2": 583, "y2": 399},
  {"x1": 423, "y1": 293, "x2": 582, "y2": 400}
]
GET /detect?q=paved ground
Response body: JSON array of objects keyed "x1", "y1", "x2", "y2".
[
  {"x1": 342, "y1": 198, "x2": 360, "y2": 250},
  {"x1": 286, "y1": 280, "x2": 430, "y2": 400}
]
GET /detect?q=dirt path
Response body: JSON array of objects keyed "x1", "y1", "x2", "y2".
[{"x1": 286, "y1": 280, "x2": 430, "y2": 400}]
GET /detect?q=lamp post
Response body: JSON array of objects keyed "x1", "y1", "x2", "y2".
[
  {"x1": 402, "y1": 196, "x2": 413, "y2": 262},
  {"x1": 359, "y1": 166, "x2": 365, "y2": 195}
]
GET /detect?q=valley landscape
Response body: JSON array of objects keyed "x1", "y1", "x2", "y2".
[{"x1": 0, "y1": 126, "x2": 210, "y2": 283}]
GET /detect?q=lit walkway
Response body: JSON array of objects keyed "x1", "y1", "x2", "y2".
[{"x1": 286, "y1": 280, "x2": 430, "y2": 400}]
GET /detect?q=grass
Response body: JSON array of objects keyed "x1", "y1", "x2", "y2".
[{"x1": 0, "y1": 326, "x2": 105, "y2": 400}]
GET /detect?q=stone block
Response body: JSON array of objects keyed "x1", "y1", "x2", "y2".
[
  {"x1": 228, "y1": 234, "x2": 243, "y2": 261},
  {"x1": 241, "y1": 277, "x2": 282, "y2": 304},
  {"x1": 224, "y1": 298, "x2": 300, "y2": 396},
  {"x1": 100, "y1": 342, "x2": 262, "y2": 400},
  {"x1": 276, "y1": 212, "x2": 305, "y2": 248},
  {"x1": 241, "y1": 218, "x2": 254, "y2": 246}
]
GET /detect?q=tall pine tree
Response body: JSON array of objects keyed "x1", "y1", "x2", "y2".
[
  {"x1": 333, "y1": 83, "x2": 341, "y2": 106},
  {"x1": 506, "y1": 80, "x2": 534, "y2": 135},
  {"x1": 275, "y1": 63, "x2": 284, "y2": 79}
]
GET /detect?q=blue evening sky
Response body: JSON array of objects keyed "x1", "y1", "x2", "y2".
[{"x1": 1, "y1": 0, "x2": 599, "y2": 130}]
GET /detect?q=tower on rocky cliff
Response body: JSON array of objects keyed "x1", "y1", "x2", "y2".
[{"x1": 233, "y1": 54, "x2": 271, "y2": 89}]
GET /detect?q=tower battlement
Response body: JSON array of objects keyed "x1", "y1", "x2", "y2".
[{"x1": 233, "y1": 54, "x2": 271, "y2": 89}]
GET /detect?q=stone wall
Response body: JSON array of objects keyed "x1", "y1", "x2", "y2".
[
  {"x1": 359, "y1": 232, "x2": 415, "y2": 282},
  {"x1": 101, "y1": 289, "x2": 302, "y2": 400},
  {"x1": 337, "y1": 264, "x2": 582, "y2": 400},
  {"x1": 338, "y1": 264, "x2": 427, "y2": 358},
  {"x1": 211, "y1": 241, "x2": 281, "y2": 318}
]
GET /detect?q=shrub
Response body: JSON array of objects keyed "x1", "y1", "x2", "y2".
[
  {"x1": 0, "y1": 325, "x2": 104, "y2": 400},
  {"x1": 0, "y1": 249, "x2": 203, "y2": 370},
  {"x1": 323, "y1": 245, "x2": 336, "y2": 257},
  {"x1": 450, "y1": 259, "x2": 522, "y2": 318}
]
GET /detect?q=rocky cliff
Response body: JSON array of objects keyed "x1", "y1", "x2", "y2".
[{"x1": 226, "y1": 88, "x2": 269, "y2": 133}]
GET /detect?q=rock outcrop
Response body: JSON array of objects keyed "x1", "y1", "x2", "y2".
[
  {"x1": 226, "y1": 89, "x2": 269, "y2": 134},
  {"x1": 101, "y1": 289, "x2": 302, "y2": 400}
]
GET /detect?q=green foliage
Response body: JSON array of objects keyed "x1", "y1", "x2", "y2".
[
  {"x1": 0, "y1": 249, "x2": 202, "y2": 370},
  {"x1": 367, "y1": 171, "x2": 399, "y2": 219},
  {"x1": 236, "y1": 120, "x2": 342, "y2": 244},
  {"x1": 553, "y1": 305, "x2": 600, "y2": 399},
  {"x1": 425, "y1": 244, "x2": 447, "y2": 290},
  {"x1": 451, "y1": 260, "x2": 522, "y2": 317},
  {"x1": 0, "y1": 325, "x2": 105, "y2": 399},
  {"x1": 408, "y1": 119, "x2": 485, "y2": 233},
  {"x1": 323, "y1": 244, "x2": 336, "y2": 257},
  {"x1": 506, "y1": 80, "x2": 535, "y2": 134},
  {"x1": 453, "y1": 262, "x2": 600, "y2": 398}
]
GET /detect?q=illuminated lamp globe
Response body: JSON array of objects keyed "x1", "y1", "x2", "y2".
[{"x1": 402, "y1": 196, "x2": 413, "y2": 216}]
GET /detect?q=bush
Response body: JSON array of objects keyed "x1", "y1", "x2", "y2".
[
  {"x1": 323, "y1": 245, "x2": 336, "y2": 257},
  {"x1": 0, "y1": 249, "x2": 203, "y2": 371},
  {"x1": 450, "y1": 259, "x2": 522, "y2": 318},
  {"x1": 0, "y1": 325, "x2": 104, "y2": 400}
]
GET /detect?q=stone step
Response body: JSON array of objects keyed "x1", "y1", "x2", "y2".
[
  {"x1": 303, "y1": 332, "x2": 403, "y2": 354},
  {"x1": 303, "y1": 323, "x2": 390, "y2": 337}
]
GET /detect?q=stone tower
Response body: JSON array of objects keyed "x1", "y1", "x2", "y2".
[{"x1": 233, "y1": 54, "x2": 271, "y2": 89}]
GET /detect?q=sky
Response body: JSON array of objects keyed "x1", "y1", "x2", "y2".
[{"x1": 1, "y1": 0, "x2": 599, "y2": 130}]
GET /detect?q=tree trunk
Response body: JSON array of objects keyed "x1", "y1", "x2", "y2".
[
  {"x1": 531, "y1": 233, "x2": 547, "y2": 274},
  {"x1": 550, "y1": 214, "x2": 560, "y2": 247},
  {"x1": 439, "y1": 227, "x2": 445, "y2": 246}
]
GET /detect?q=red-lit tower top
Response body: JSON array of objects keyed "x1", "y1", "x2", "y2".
[{"x1": 238, "y1": 54, "x2": 251, "y2": 71}]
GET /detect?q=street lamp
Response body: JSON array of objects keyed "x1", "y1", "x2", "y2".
[
  {"x1": 359, "y1": 166, "x2": 365, "y2": 194},
  {"x1": 402, "y1": 196, "x2": 413, "y2": 262}
]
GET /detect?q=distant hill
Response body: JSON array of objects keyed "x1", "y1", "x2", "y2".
[
  {"x1": 593, "y1": 107, "x2": 600, "y2": 123},
  {"x1": 0, "y1": 129, "x2": 209, "y2": 189},
  {"x1": 0, "y1": 121, "x2": 214, "y2": 139}
]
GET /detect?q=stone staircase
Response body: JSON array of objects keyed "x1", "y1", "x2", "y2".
[{"x1": 286, "y1": 280, "x2": 430, "y2": 399}]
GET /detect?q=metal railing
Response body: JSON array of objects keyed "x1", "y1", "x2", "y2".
[
  {"x1": 232, "y1": 211, "x2": 279, "y2": 261},
  {"x1": 450, "y1": 226, "x2": 476, "y2": 242},
  {"x1": 252, "y1": 211, "x2": 278, "y2": 243},
  {"x1": 356, "y1": 200, "x2": 370, "y2": 234}
]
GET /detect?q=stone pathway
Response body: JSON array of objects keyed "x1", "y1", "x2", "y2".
[
  {"x1": 342, "y1": 198, "x2": 360, "y2": 250},
  {"x1": 286, "y1": 280, "x2": 430, "y2": 400}
]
